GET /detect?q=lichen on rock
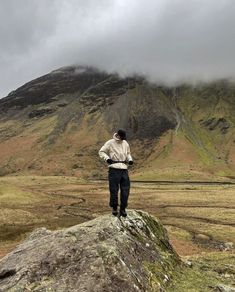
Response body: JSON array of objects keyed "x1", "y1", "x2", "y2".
[{"x1": 0, "y1": 210, "x2": 180, "y2": 292}]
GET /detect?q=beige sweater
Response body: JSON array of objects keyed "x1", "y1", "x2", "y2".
[{"x1": 99, "y1": 133, "x2": 133, "y2": 169}]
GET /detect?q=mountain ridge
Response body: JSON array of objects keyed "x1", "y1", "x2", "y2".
[{"x1": 0, "y1": 66, "x2": 234, "y2": 180}]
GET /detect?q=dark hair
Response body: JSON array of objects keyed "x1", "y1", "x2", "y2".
[{"x1": 117, "y1": 129, "x2": 126, "y2": 140}]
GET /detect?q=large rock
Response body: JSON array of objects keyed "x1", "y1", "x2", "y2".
[{"x1": 0, "y1": 210, "x2": 180, "y2": 292}]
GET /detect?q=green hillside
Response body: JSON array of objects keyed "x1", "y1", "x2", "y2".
[{"x1": 0, "y1": 67, "x2": 234, "y2": 180}]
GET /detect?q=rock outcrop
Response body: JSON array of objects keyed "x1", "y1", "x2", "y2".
[{"x1": 0, "y1": 210, "x2": 180, "y2": 292}]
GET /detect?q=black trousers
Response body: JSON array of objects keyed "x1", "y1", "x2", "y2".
[{"x1": 108, "y1": 168, "x2": 130, "y2": 209}]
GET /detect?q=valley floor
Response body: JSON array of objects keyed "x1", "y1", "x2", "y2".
[{"x1": 0, "y1": 175, "x2": 234, "y2": 290}]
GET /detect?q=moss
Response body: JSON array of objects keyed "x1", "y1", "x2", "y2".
[
  {"x1": 143, "y1": 255, "x2": 181, "y2": 291},
  {"x1": 138, "y1": 211, "x2": 179, "y2": 259},
  {"x1": 168, "y1": 265, "x2": 220, "y2": 292},
  {"x1": 138, "y1": 211, "x2": 181, "y2": 290},
  {"x1": 168, "y1": 252, "x2": 235, "y2": 292},
  {"x1": 144, "y1": 261, "x2": 168, "y2": 291}
]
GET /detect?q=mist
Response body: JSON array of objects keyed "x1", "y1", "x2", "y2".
[{"x1": 1, "y1": 0, "x2": 235, "y2": 97}]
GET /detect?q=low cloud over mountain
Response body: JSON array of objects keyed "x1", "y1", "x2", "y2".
[{"x1": 1, "y1": 0, "x2": 235, "y2": 97}]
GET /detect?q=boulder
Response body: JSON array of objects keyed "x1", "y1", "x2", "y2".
[{"x1": 0, "y1": 210, "x2": 180, "y2": 292}]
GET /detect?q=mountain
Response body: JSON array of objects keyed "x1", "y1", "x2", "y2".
[
  {"x1": 0, "y1": 210, "x2": 180, "y2": 291},
  {"x1": 0, "y1": 66, "x2": 234, "y2": 180}
]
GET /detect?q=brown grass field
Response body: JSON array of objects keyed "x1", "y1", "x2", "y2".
[
  {"x1": 0, "y1": 175, "x2": 234, "y2": 290},
  {"x1": 0, "y1": 175, "x2": 234, "y2": 256}
]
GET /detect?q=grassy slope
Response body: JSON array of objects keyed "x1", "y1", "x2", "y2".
[
  {"x1": 0, "y1": 82, "x2": 234, "y2": 180},
  {"x1": 133, "y1": 83, "x2": 235, "y2": 180},
  {"x1": 168, "y1": 252, "x2": 235, "y2": 292}
]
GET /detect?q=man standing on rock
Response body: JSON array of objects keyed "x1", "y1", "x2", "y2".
[{"x1": 99, "y1": 129, "x2": 133, "y2": 217}]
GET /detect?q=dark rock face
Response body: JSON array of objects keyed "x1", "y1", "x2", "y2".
[
  {"x1": 28, "y1": 107, "x2": 56, "y2": 118},
  {"x1": 103, "y1": 86, "x2": 177, "y2": 140},
  {"x1": 0, "y1": 210, "x2": 180, "y2": 292},
  {"x1": 200, "y1": 117, "x2": 230, "y2": 134},
  {"x1": 0, "y1": 65, "x2": 177, "y2": 142},
  {"x1": 79, "y1": 75, "x2": 141, "y2": 114},
  {"x1": 129, "y1": 115, "x2": 176, "y2": 139},
  {"x1": 0, "y1": 66, "x2": 108, "y2": 111}
]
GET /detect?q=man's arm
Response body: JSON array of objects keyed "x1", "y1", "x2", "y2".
[
  {"x1": 99, "y1": 141, "x2": 110, "y2": 162},
  {"x1": 126, "y1": 143, "x2": 133, "y2": 164}
]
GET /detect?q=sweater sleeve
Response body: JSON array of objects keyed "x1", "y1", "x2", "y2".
[
  {"x1": 126, "y1": 143, "x2": 133, "y2": 162},
  {"x1": 99, "y1": 141, "x2": 110, "y2": 162}
]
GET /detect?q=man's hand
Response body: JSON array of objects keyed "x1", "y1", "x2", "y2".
[
  {"x1": 107, "y1": 159, "x2": 113, "y2": 165},
  {"x1": 128, "y1": 161, "x2": 134, "y2": 165}
]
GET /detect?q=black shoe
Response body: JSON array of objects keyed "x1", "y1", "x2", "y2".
[
  {"x1": 119, "y1": 209, "x2": 127, "y2": 217},
  {"x1": 112, "y1": 207, "x2": 118, "y2": 216}
]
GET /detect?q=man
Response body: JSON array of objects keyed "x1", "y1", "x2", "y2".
[{"x1": 99, "y1": 129, "x2": 133, "y2": 217}]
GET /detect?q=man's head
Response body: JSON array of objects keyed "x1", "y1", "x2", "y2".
[{"x1": 117, "y1": 129, "x2": 126, "y2": 140}]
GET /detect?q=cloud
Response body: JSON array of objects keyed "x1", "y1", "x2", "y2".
[{"x1": 1, "y1": 0, "x2": 235, "y2": 97}]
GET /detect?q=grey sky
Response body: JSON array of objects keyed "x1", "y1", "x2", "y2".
[{"x1": 1, "y1": 0, "x2": 235, "y2": 97}]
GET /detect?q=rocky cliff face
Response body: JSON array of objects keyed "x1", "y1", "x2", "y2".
[
  {"x1": 0, "y1": 210, "x2": 180, "y2": 292},
  {"x1": 0, "y1": 66, "x2": 108, "y2": 110},
  {"x1": 0, "y1": 66, "x2": 234, "y2": 179}
]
